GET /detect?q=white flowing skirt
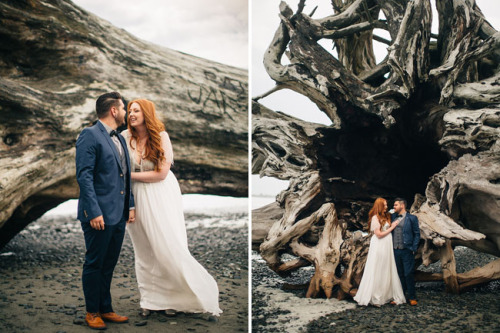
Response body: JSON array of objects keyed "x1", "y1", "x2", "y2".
[
  {"x1": 127, "y1": 172, "x2": 222, "y2": 315},
  {"x1": 353, "y1": 233, "x2": 406, "y2": 306}
]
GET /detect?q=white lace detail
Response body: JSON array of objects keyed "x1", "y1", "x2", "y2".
[
  {"x1": 122, "y1": 130, "x2": 174, "y2": 172},
  {"x1": 370, "y1": 216, "x2": 380, "y2": 232},
  {"x1": 160, "y1": 131, "x2": 174, "y2": 165},
  {"x1": 371, "y1": 215, "x2": 390, "y2": 231}
]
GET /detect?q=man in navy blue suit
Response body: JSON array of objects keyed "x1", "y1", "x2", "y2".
[
  {"x1": 76, "y1": 92, "x2": 135, "y2": 330},
  {"x1": 391, "y1": 198, "x2": 420, "y2": 306}
]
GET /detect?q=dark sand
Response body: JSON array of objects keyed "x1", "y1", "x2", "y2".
[
  {"x1": 252, "y1": 248, "x2": 500, "y2": 333},
  {"x1": 0, "y1": 213, "x2": 248, "y2": 332}
]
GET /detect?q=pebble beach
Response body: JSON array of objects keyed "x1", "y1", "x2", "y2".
[
  {"x1": 252, "y1": 249, "x2": 500, "y2": 332},
  {"x1": 0, "y1": 204, "x2": 248, "y2": 333}
]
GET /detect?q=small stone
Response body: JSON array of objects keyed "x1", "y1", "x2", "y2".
[
  {"x1": 189, "y1": 313, "x2": 204, "y2": 319},
  {"x1": 134, "y1": 321, "x2": 147, "y2": 326},
  {"x1": 169, "y1": 321, "x2": 177, "y2": 325},
  {"x1": 73, "y1": 318, "x2": 85, "y2": 325},
  {"x1": 207, "y1": 315, "x2": 218, "y2": 322},
  {"x1": 75, "y1": 310, "x2": 86, "y2": 318}
]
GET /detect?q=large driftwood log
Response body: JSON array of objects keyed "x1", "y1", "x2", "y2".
[
  {"x1": 0, "y1": 0, "x2": 248, "y2": 249},
  {"x1": 253, "y1": 0, "x2": 499, "y2": 297}
]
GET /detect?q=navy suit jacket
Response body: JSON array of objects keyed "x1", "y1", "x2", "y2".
[
  {"x1": 391, "y1": 212, "x2": 420, "y2": 252},
  {"x1": 76, "y1": 121, "x2": 134, "y2": 225}
]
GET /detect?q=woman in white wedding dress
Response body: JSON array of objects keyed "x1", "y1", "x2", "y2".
[
  {"x1": 353, "y1": 197, "x2": 406, "y2": 306},
  {"x1": 122, "y1": 99, "x2": 222, "y2": 317}
]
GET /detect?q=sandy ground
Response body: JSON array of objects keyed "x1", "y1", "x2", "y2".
[{"x1": 0, "y1": 213, "x2": 248, "y2": 332}]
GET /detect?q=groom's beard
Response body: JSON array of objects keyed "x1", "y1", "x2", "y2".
[{"x1": 116, "y1": 114, "x2": 126, "y2": 127}]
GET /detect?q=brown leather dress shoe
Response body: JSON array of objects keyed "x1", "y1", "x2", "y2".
[
  {"x1": 409, "y1": 299, "x2": 418, "y2": 306},
  {"x1": 85, "y1": 312, "x2": 106, "y2": 330},
  {"x1": 100, "y1": 312, "x2": 129, "y2": 323}
]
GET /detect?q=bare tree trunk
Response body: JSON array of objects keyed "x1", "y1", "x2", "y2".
[
  {"x1": 253, "y1": 0, "x2": 499, "y2": 298},
  {"x1": 0, "y1": 0, "x2": 248, "y2": 249},
  {"x1": 440, "y1": 240, "x2": 459, "y2": 294}
]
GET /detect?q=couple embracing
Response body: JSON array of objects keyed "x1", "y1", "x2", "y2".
[
  {"x1": 354, "y1": 197, "x2": 420, "y2": 307},
  {"x1": 75, "y1": 92, "x2": 222, "y2": 330}
]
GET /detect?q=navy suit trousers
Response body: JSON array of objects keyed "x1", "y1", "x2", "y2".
[
  {"x1": 81, "y1": 217, "x2": 126, "y2": 313},
  {"x1": 394, "y1": 248, "x2": 416, "y2": 300}
]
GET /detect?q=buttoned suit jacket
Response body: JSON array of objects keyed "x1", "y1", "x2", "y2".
[
  {"x1": 76, "y1": 121, "x2": 134, "y2": 225},
  {"x1": 391, "y1": 212, "x2": 420, "y2": 252}
]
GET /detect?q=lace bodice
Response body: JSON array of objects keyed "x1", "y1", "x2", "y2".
[
  {"x1": 371, "y1": 216, "x2": 390, "y2": 232},
  {"x1": 121, "y1": 129, "x2": 174, "y2": 172}
]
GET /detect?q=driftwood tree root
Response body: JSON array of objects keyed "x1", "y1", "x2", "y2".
[{"x1": 253, "y1": 0, "x2": 499, "y2": 298}]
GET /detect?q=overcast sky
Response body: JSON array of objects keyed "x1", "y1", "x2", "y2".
[
  {"x1": 72, "y1": 0, "x2": 248, "y2": 69},
  {"x1": 251, "y1": 0, "x2": 500, "y2": 203},
  {"x1": 69, "y1": 0, "x2": 499, "y2": 202}
]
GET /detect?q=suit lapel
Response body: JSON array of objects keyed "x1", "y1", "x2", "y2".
[
  {"x1": 403, "y1": 214, "x2": 409, "y2": 233},
  {"x1": 117, "y1": 133, "x2": 130, "y2": 174},
  {"x1": 97, "y1": 122, "x2": 123, "y2": 172}
]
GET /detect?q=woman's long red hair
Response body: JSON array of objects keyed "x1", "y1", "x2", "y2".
[
  {"x1": 127, "y1": 99, "x2": 165, "y2": 172},
  {"x1": 367, "y1": 198, "x2": 391, "y2": 231}
]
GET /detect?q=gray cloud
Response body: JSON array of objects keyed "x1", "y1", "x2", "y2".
[
  {"x1": 251, "y1": 0, "x2": 500, "y2": 196},
  {"x1": 72, "y1": 0, "x2": 248, "y2": 68}
]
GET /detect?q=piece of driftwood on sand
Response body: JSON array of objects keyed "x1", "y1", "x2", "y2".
[{"x1": 0, "y1": 0, "x2": 248, "y2": 249}]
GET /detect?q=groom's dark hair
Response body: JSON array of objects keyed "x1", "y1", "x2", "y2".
[
  {"x1": 395, "y1": 198, "x2": 407, "y2": 209},
  {"x1": 96, "y1": 92, "x2": 122, "y2": 118}
]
